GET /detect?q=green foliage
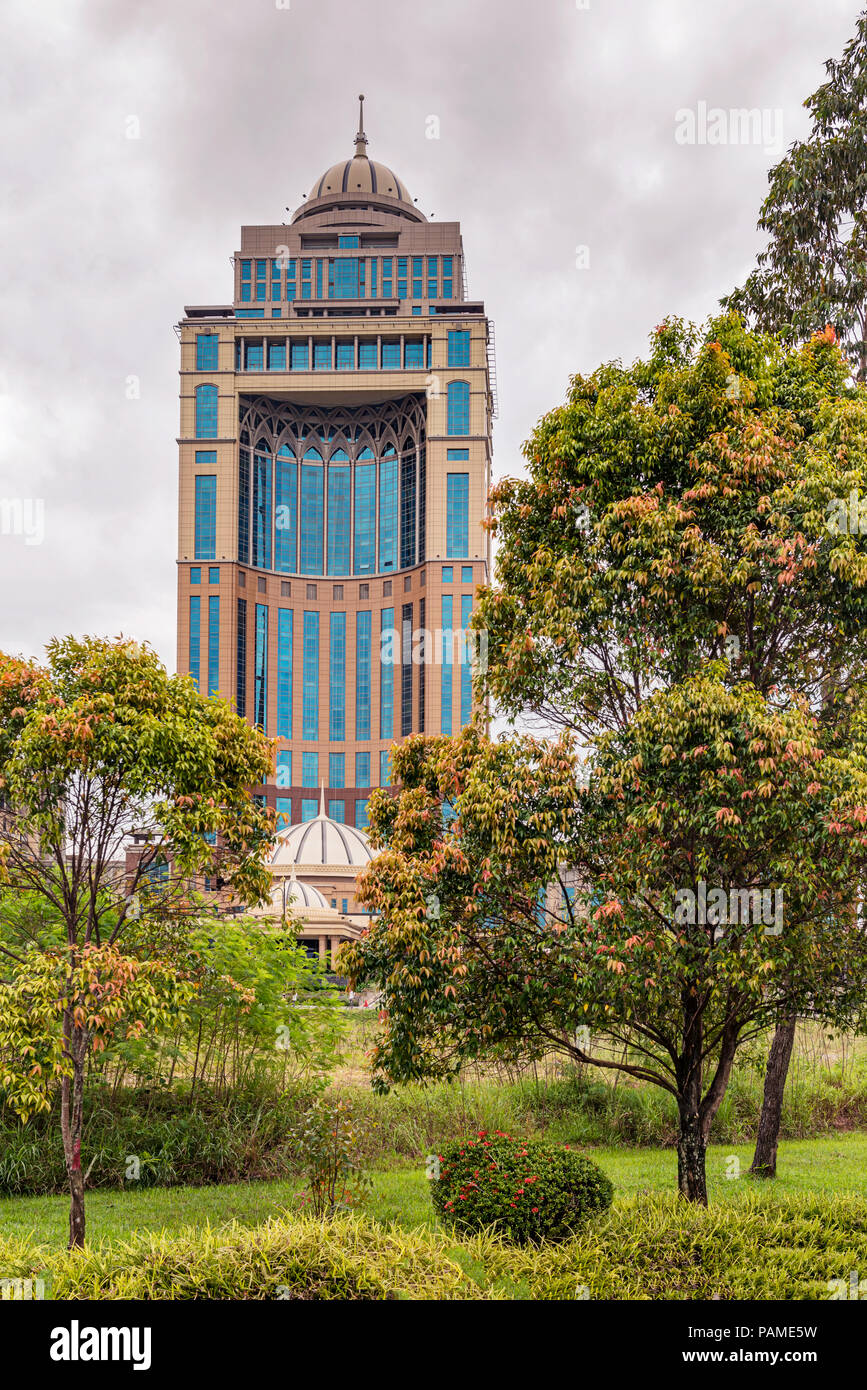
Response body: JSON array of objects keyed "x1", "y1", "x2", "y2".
[
  {"x1": 5, "y1": 1192, "x2": 867, "y2": 1299},
  {"x1": 290, "y1": 1094, "x2": 373, "y2": 1218},
  {"x1": 431, "y1": 1133, "x2": 613, "y2": 1244},
  {"x1": 723, "y1": 12, "x2": 867, "y2": 377}
]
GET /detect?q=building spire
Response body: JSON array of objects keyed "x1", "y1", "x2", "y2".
[
  {"x1": 319, "y1": 785, "x2": 327, "y2": 817},
  {"x1": 354, "y1": 93, "x2": 368, "y2": 157}
]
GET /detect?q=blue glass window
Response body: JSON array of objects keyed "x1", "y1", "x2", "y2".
[
  {"x1": 190, "y1": 567, "x2": 201, "y2": 583},
  {"x1": 412, "y1": 257, "x2": 423, "y2": 298},
  {"x1": 448, "y1": 331, "x2": 470, "y2": 368},
  {"x1": 441, "y1": 594, "x2": 453, "y2": 735},
  {"x1": 355, "y1": 610, "x2": 371, "y2": 741},
  {"x1": 380, "y1": 607, "x2": 395, "y2": 739},
  {"x1": 447, "y1": 448, "x2": 469, "y2": 460},
  {"x1": 378, "y1": 455, "x2": 398, "y2": 572},
  {"x1": 196, "y1": 335, "x2": 219, "y2": 371},
  {"x1": 302, "y1": 751, "x2": 318, "y2": 787},
  {"x1": 354, "y1": 463, "x2": 376, "y2": 575},
  {"x1": 370, "y1": 259, "x2": 377, "y2": 296},
  {"x1": 446, "y1": 473, "x2": 469, "y2": 557},
  {"x1": 397, "y1": 258, "x2": 407, "y2": 298},
  {"x1": 271, "y1": 259, "x2": 281, "y2": 300},
  {"x1": 329, "y1": 612, "x2": 346, "y2": 741},
  {"x1": 275, "y1": 448, "x2": 297, "y2": 572},
  {"x1": 209, "y1": 567, "x2": 219, "y2": 584},
  {"x1": 245, "y1": 341, "x2": 263, "y2": 371},
  {"x1": 442, "y1": 256, "x2": 453, "y2": 297},
  {"x1": 355, "y1": 751, "x2": 370, "y2": 787},
  {"x1": 461, "y1": 594, "x2": 473, "y2": 727},
  {"x1": 327, "y1": 465, "x2": 350, "y2": 575},
  {"x1": 301, "y1": 260, "x2": 311, "y2": 299},
  {"x1": 268, "y1": 341, "x2": 286, "y2": 370},
  {"x1": 339, "y1": 235, "x2": 359, "y2": 248},
  {"x1": 302, "y1": 612, "x2": 319, "y2": 740},
  {"x1": 255, "y1": 260, "x2": 267, "y2": 301},
  {"x1": 380, "y1": 749, "x2": 391, "y2": 787},
  {"x1": 412, "y1": 306, "x2": 422, "y2": 316},
  {"x1": 336, "y1": 343, "x2": 355, "y2": 370},
  {"x1": 207, "y1": 596, "x2": 220, "y2": 697},
  {"x1": 461, "y1": 566, "x2": 473, "y2": 583},
  {"x1": 291, "y1": 341, "x2": 310, "y2": 370},
  {"x1": 275, "y1": 796, "x2": 291, "y2": 827},
  {"x1": 277, "y1": 608, "x2": 292, "y2": 738},
  {"x1": 329, "y1": 752, "x2": 345, "y2": 788},
  {"x1": 359, "y1": 341, "x2": 377, "y2": 369},
  {"x1": 194, "y1": 475, "x2": 216, "y2": 561},
  {"x1": 401, "y1": 603, "x2": 413, "y2": 736},
  {"x1": 252, "y1": 451, "x2": 272, "y2": 569},
  {"x1": 236, "y1": 599, "x2": 246, "y2": 716},
  {"x1": 316, "y1": 260, "x2": 323, "y2": 298},
  {"x1": 382, "y1": 342, "x2": 401, "y2": 369},
  {"x1": 276, "y1": 749, "x2": 292, "y2": 788},
  {"x1": 405, "y1": 340, "x2": 424, "y2": 368},
  {"x1": 238, "y1": 447, "x2": 250, "y2": 563},
  {"x1": 355, "y1": 799, "x2": 369, "y2": 829},
  {"x1": 301, "y1": 798, "x2": 317, "y2": 822},
  {"x1": 329, "y1": 799, "x2": 345, "y2": 822},
  {"x1": 236, "y1": 309, "x2": 265, "y2": 318},
  {"x1": 189, "y1": 595, "x2": 201, "y2": 687},
  {"x1": 447, "y1": 381, "x2": 470, "y2": 435},
  {"x1": 400, "y1": 450, "x2": 416, "y2": 570},
  {"x1": 382, "y1": 258, "x2": 393, "y2": 295},
  {"x1": 334, "y1": 258, "x2": 361, "y2": 298},
  {"x1": 314, "y1": 341, "x2": 332, "y2": 370},
  {"x1": 240, "y1": 260, "x2": 251, "y2": 301},
  {"x1": 254, "y1": 603, "x2": 267, "y2": 728},
  {"x1": 195, "y1": 384, "x2": 217, "y2": 438},
  {"x1": 300, "y1": 458, "x2": 324, "y2": 574},
  {"x1": 441, "y1": 566, "x2": 453, "y2": 583}
]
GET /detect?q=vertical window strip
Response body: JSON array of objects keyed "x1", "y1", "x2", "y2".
[
  {"x1": 254, "y1": 603, "x2": 268, "y2": 730},
  {"x1": 327, "y1": 466, "x2": 351, "y2": 575},
  {"x1": 236, "y1": 599, "x2": 247, "y2": 716},
  {"x1": 447, "y1": 380, "x2": 470, "y2": 435},
  {"x1": 207, "y1": 596, "x2": 220, "y2": 697},
  {"x1": 378, "y1": 456, "x2": 398, "y2": 572},
  {"x1": 441, "y1": 594, "x2": 453, "y2": 735},
  {"x1": 194, "y1": 475, "x2": 217, "y2": 561},
  {"x1": 400, "y1": 449, "x2": 416, "y2": 570},
  {"x1": 353, "y1": 463, "x2": 376, "y2": 574},
  {"x1": 461, "y1": 594, "x2": 473, "y2": 728},
  {"x1": 277, "y1": 608, "x2": 293, "y2": 738},
  {"x1": 275, "y1": 454, "x2": 297, "y2": 572},
  {"x1": 238, "y1": 447, "x2": 250, "y2": 563},
  {"x1": 195, "y1": 384, "x2": 218, "y2": 438},
  {"x1": 355, "y1": 610, "x2": 371, "y2": 741},
  {"x1": 300, "y1": 464, "x2": 324, "y2": 574},
  {"x1": 189, "y1": 595, "x2": 201, "y2": 688},
  {"x1": 329, "y1": 611, "x2": 346, "y2": 741},
  {"x1": 446, "y1": 473, "x2": 469, "y2": 558},
  {"x1": 252, "y1": 451, "x2": 272, "y2": 569},
  {"x1": 302, "y1": 611, "x2": 319, "y2": 740},
  {"x1": 380, "y1": 607, "x2": 394, "y2": 739},
  {"x1": 401, "y1": 602, "x2": 413, "y2": 736}
]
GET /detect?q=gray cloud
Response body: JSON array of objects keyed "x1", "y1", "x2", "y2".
[{"x1": 0, "y1": 0, "x2": 861, "y2": 665}]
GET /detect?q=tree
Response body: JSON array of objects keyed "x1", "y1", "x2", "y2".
[
  {"x1": 0, "y1": 635, "x2": 274, "y2": 1247},
  {"x1": 344, "y1": 316, "x2": 867, "y2": 1201},
  {"x1": 723, "y1": 11, "x2": 867, "y2": 378}
]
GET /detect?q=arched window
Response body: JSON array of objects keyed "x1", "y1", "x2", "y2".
[
  {"x1": 446, "y1": 380, "x2": 469, "y2": 436},
  {"x1": 357, "y1": 445, "x2": 375, "y2": 460},
  {"x1": 330, "y1": 447, "x2": 350, "y2": 462},
  {"x1": 195, "y1": 384, "x2": 218, "y2": 439}
]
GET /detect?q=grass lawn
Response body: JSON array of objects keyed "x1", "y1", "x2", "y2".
[{"x1": 4, "y1": 1132, "x2": 866, "y2": 1253}]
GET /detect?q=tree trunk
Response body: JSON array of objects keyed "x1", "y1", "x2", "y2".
[
  {"x1": 677, "y1": 1102, "x2": 709, "y2": 1204},
  {"x1": 750, "y1": 1016, "x2": 796, "y2": 1179},
  {"x1": 677, "y1": 989, "x2": 709, "y2": 1204},
  {"x1": 60, "y1": 1012, "x2": 87, "y2": 1249}
]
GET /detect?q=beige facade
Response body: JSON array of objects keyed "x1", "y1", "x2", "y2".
[{"x1": 176, "y1": 100, "x2": 494, "y2": 829}]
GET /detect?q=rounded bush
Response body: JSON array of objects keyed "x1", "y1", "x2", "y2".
[{"x1": 431, "y1": 1132, "x2": 613, "y2": 1244}]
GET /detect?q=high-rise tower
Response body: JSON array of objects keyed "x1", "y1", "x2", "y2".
[{"x1": 177, "y1": 99, "x2": 494, "y2": 827}]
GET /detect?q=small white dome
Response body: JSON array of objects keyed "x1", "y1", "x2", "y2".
[{"x1": 272, "y1": 876, "x2": 329, "y2": 911}]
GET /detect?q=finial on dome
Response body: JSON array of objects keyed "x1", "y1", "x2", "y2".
[
  {"x1": 319, "y1": 786, "x2": 326, "y2": 817},
  {"x1": 354, "y1": 93, "x2": 368, "y2": 157}
]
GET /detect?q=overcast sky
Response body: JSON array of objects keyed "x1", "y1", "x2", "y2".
[{"x1": 0, "y1": 0, "x2": 862, "y2": 669}]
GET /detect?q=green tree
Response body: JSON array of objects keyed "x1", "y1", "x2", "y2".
[
  {"x1": 343, "y1": 317, "x2": 867, "y2": 1202},
  {"x1": 724, "y1": 10, "x2": 867, "y2": 378},
  {"x1": 0, "y1": 635, "x2": 274, "y2": 1247}
]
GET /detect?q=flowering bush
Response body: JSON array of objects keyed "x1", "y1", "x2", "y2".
[{"x1": 431, "y1": 1132, "x2": 613, "y2": 1244}]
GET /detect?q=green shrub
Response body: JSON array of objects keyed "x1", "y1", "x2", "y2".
[
  {"x1": 431, "y1": 1133, "x2": 613, "y2": 1243},
  {"x1": 290, "y1": 1095, "x2": 372, "y2": 1217}
]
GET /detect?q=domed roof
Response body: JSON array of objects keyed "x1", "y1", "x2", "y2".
[
  {"x1": 312, "y1": 156, "x2": 411, "y2": 205},
  {"x1": 293, "y1": 96, "x2": 425, "y2": 225},
  {"x1": 271, "y1": 790, "x2": 374, "y2": 869},
  {"x1": 272, "y1": 872, "x2": 329, "y2": 911}
]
